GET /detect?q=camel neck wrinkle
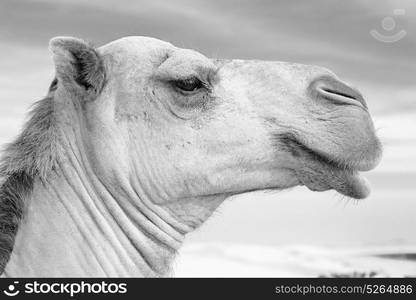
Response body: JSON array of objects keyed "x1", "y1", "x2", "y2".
[{"x1": 3, "y1": 148, "x2": 182, "y2": 277}]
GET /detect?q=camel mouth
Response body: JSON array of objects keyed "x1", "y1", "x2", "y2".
[
  {"x1": 297, "y1": 148, "x2": 372, "y2": 199},
  {"x1": 276, "y1": 133, "x2": 374, "y2": 199},
  {"x1": 297, "y1": 166, "x2": 371, "y2": 199}
]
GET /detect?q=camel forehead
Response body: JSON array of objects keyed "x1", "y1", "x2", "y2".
[
  {"x1": 98, "y1": 36, "x2": 210, "y2": 68},
  {"x1": 100, "y1": 36, "x2": 174, "y2": 54}
]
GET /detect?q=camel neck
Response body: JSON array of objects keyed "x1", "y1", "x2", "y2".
[{"x1": 4, "y1": 139, "x2": 186, "y2": 277}]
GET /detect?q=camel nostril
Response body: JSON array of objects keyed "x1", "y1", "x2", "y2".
[
  {"x1": 310, "y1": 75, "x2": 367, "y2": 109},
  {"x1": 320, "y1": 88, "x2": 357, "y2": 101}
]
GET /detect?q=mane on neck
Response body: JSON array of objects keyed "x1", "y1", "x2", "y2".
[{"x1": 0, "y1": 78, "x2": 58, "y2": 273}]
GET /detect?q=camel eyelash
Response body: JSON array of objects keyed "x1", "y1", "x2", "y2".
[{"x1": 171, "y1": 77, "x2": 211, "y2": 94}]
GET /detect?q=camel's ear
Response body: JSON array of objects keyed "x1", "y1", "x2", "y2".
[{"x1": 49, "y1": 37, "x2": 105, "y2": 95}]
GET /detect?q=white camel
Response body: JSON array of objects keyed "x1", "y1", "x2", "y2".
[{"x1": 0, "y1": 36, "x2": 381, "y2": 277}]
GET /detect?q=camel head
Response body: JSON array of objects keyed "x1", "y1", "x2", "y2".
[{"x1": 50, "y1": 36, "x2": 382, "y2": 229}]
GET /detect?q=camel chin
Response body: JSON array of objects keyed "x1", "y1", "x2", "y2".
[{"x1": 301, "y1": 168, "x2": 370, "y2": 199}]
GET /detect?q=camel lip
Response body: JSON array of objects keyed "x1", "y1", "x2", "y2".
[
  {"x1": 278, "y1": 132, "x2": 374, "y2": 172},
  {"x1": 275, "y1": 132, "x2": 378, "y2": 198},
  {"x1": 290, "y1": 143, "x2": 372, "y2": 199},
  {"x1": 299, "y1": 169, "x2": 371, "y2": 199},
  {"x1": 274, "y1": 133, "x2": 381, "y2": 172}
]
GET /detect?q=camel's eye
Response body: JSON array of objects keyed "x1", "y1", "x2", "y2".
[{"x1": 173, "y1": 77, "x2": 204, "y2": 93}]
